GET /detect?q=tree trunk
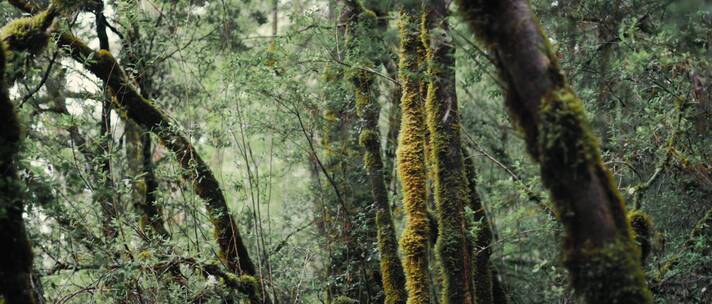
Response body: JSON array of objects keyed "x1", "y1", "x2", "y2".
[
  {"x1": 0, "y1": 39, "x2": 36, "y2": 304},
  {"x1": 397, "y1": 7, "x2": 431, "y2": 304},
  {"x1": 463, "y1": 149, "x2": 499, "y2": 304},
  {"x1": 350, "y1": 4, "x2": 408, "y2": 304},
  {"x1": 455, "y1": 1, "x2": 653, "y2": 303},
  {"x1": 421, "y1": 1, "x2": 473, "y2": 303}
]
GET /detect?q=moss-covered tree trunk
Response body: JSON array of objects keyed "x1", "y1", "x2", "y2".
[
  {"x1": 349, "y1": 3, "x2": 408, "y2": 304},
  {"x1": 0, "y1": 42, "x2": 36, "y2": 304},
  {"x1": 420, "y1": 1, "x2": 473, "y2": 303},
  {"x1": 355, "y1": 69, "x2": 408, "y2": 304},
  {"x1": 462, "y1": 149, "x2": 500, "y2": 304},
  {"x1": 126, "y1": 122, "x2": 169, "y2": 238},
  {"x1": 456, "y1": 1, "x2": 653, "y2": 303},
  {"x1": 397, "y1": 7, "x2": 432, "y2": 304}
]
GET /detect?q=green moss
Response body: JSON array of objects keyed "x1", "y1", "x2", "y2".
[
  {"x1": 628, "y1": 210, "x2": 653, "y2": 264},
  {"x1": 463, "y1": 149, "x2": 496, "y2": 304},
  {"x1": 352, "y1": 25, "x2": 407, "y2": 304},
  {"x1": 538, "y1": 88, "x2": 598, "y2": 189},
  {"x1": 1, "y1": 9, "x2": 56, "y2": 54},
  {"x1": 333, "y1": 296, "x2": 359, "y2": 304},
  {"x1": 396, "y1": 9, "x2": 431, "y2": 304},
  {"x1": 566, "y1": 238, "x2": 653, "y2": 303},
  {"x1": 538, "y1": 87, "x2": 652, "y2": 303},
  {"x1": 421, "y1": 7, "x2": 473, "y2": 304}
]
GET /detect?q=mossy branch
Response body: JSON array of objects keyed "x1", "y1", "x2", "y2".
[{"x1": 8, "y1": 0, "x2": 258, "y2": 282}]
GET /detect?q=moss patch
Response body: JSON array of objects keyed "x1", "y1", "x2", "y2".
[{"x1": 1, "y1": 9, "x2": 56, "y2": 54}]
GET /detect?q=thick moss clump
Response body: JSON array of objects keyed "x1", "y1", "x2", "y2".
[
  {"x1": 566, "y1": 238, "x2": 652, "y2": 304},
  {"x1": 396, "y1": 9, "x2": 432, "y2": 304},
  {"x1": 628, "y1": 210, "x2": 653, "y2": 264},
  {"x1": 0, "y1": 8, "x2": 56, "y2": 54}
]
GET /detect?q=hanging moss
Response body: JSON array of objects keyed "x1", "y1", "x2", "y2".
[
  {"x1": 397, "y1": 8, "x2": 432, "y2": 304},
  {"x1": 0, "y1": 8, "x2": 57, "y2": 54},
  {"x1": 628, "y1": 210, "x2": 653, "y2": 265}
]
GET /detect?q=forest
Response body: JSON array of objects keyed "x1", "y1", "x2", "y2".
[{"x1": 0, "y1": 0, "x2": 710, "y2": 303}]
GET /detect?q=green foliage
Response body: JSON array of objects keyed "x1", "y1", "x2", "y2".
[{"x1": 1, "y1": 0, "x2": 710, "y2": 303}]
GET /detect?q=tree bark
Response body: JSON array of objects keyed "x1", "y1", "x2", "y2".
[
  {"x1": 463, "y1": 149, "x2": 499, "y2": 304},
  {"x1": 0, "y1": 39, "x2": 36, "y2": 304},
  {"x1": 349, "y1": 4, "x2": 408, "y2": 304},
  {"x1": 455, "y1": 1, "x2": 653, "y2": 303},
  {"x1": 421, "y1": 1, "x2": 473, "y2": 303}
]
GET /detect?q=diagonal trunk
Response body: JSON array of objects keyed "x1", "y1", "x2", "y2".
[{"x1": 455, "y1": 1, "x2": 653, "y2": 302}]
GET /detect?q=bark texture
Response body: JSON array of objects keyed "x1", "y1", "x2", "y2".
[
  {"x1": 463, "y1": 149, "x2": 498, "y2": 304},
  {"x1": 455, "y1": 1, "x2": 653, "y2": 303}
]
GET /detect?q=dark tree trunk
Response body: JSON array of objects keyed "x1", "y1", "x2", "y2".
[
  {"x1": 0, "y1": 39, "x2": 36, "y2": 304},
  {"x1": 455, "y1": 1, "x2": 653, "y2": 302}
]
